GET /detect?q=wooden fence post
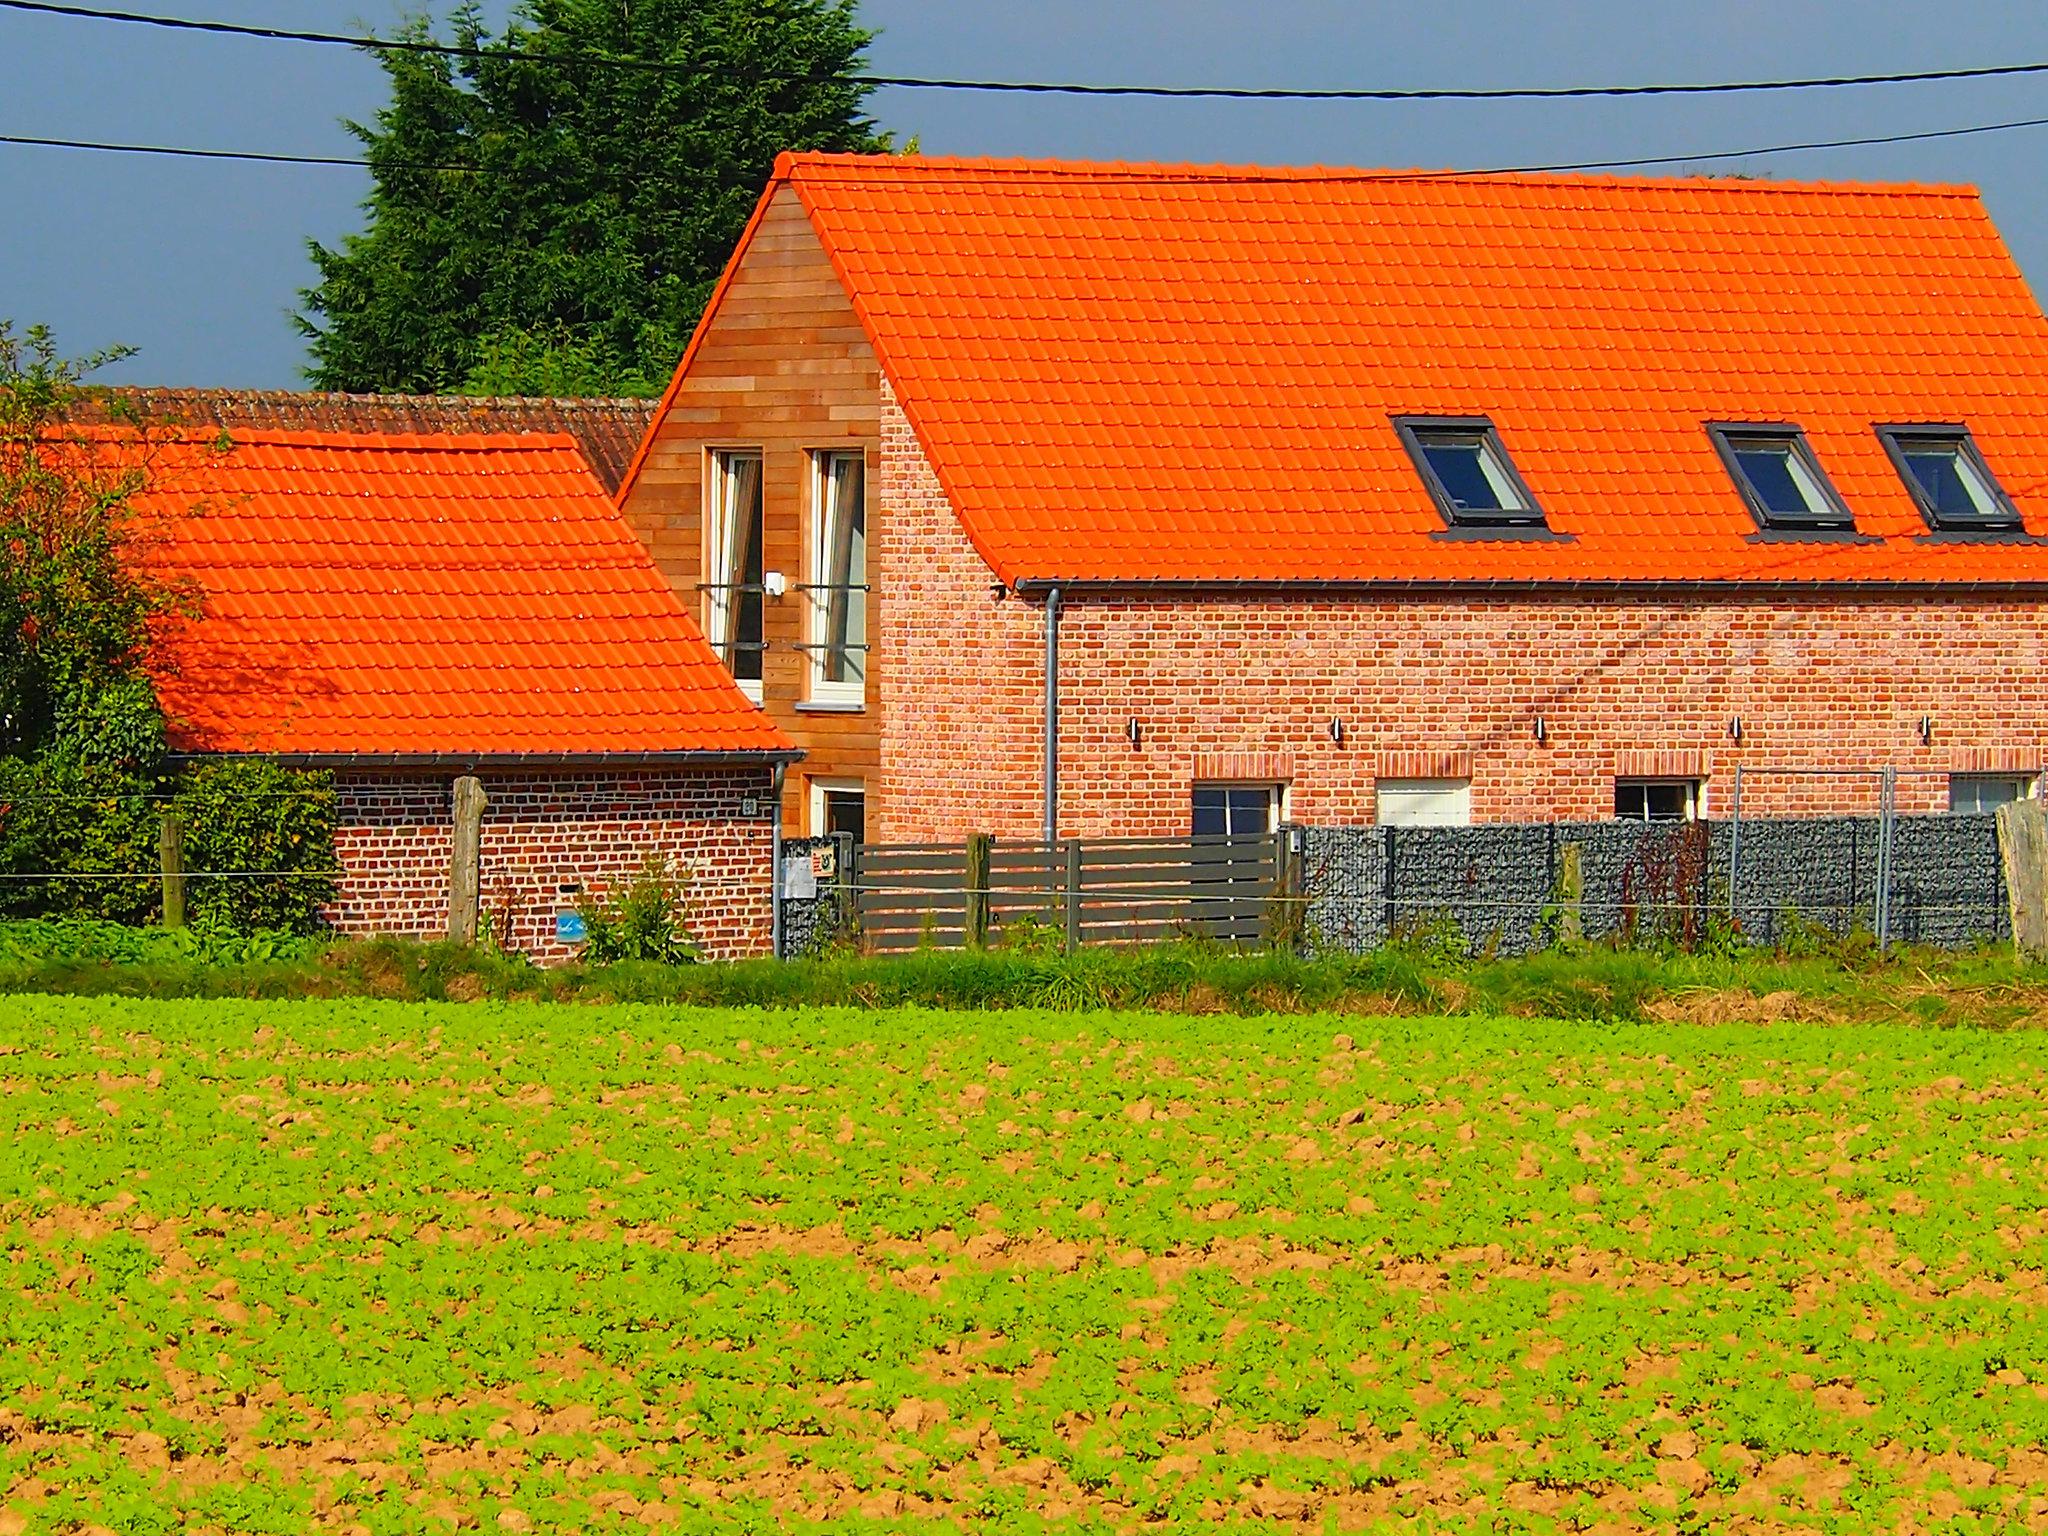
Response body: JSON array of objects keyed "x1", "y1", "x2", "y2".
[
  {"x1": 1267, "y1": 831, "x2": 1301, "y2": 951},
  {"x1": 448, "y1": 775, "x2": 487, "y2": 944},
  {"x1": 1062, "y1": 840, "x2": 1082, "y2": 955},
  {"x1": 965, "y1": 833, "x2": 992, "y2": 949},
  {"x1": 1997, "y1": 799, "x2": 2048, "y2": 960},
  {"x1": 1556, "y1": 842, "x2": 1584, "y2": 947},
  {"x1": 158, "y1": 812, "x2": 186, "y2": 930}
]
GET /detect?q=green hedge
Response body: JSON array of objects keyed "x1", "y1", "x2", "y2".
[{"x1": 0, "y1": 758, "x2": 337, "y2": 932}]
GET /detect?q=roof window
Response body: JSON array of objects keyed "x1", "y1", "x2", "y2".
[
  {"x1": 1877, "y1": 425, "x2": 2021, "y2": 533},
  {"x1": 1395, "y1": 417, "x2": 1546, "y2": 529},
  {"x1": 1709, "y1": 425, "x2": 1854, "y2": 532}
]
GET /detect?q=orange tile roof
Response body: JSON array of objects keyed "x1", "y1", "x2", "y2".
[
  {"x1": 129, "y1": 430, "x2": 791, "y2": 759},
  {"x1": 772, "y1": 153, "x2": 2048, "y2": 586}
]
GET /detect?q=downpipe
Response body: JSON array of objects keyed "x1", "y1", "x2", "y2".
[
  {"x1": 1043, "y1": 585, "x2": 1062, "y2": 844},
  {"x1": 769, "y1": 761, "x2": 786, "y2": 960}
]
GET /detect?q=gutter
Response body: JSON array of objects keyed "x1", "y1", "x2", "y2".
[
  {"x1": 1009, "y1": 576, "x2": 2048, "y2": 597},
  {"x1": 168, "y1": 748, "x2": 806, "y2": 770}
]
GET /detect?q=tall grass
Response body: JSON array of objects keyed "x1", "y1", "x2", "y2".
[{"x1": 2, "y1": 918, "x2": 2041, "y2": 1026}]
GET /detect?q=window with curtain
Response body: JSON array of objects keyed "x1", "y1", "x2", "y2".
[
  {"x1": 810, "y1": 451, "x2": 867, "y2": 701},
  {"x1": 707, "y1": 450, "x2": 764, "y2": 690}
]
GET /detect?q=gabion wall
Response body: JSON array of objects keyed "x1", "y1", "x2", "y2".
[{"x1": 1301, "y1": 814, "x2": 2009, "y2": 955}]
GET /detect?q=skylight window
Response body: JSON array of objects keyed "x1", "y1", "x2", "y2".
[
  {"x1": 1708, "y1": 425, "x2": 1855, "y2": 532},
  {"x1": 1877, "y1": 425, "x2": 2021, "y2": 532},
  {"x1": 1395, "y1": 418, "x2": 1545, "y2": 529}
]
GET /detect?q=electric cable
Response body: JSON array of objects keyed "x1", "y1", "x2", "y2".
[
  {"x1": 5, "y1": 0, "x2": 2048, "y2": 103},
  {"x1": 10, "y1": 111, "x2": 2048, "y2": 178}
]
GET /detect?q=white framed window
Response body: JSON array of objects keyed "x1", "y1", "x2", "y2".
[
  {"x1": 806, "y1": 450, "x2": 867, "y2": 705},
  {"x1": 1375, "y1": 778, "x2": 1473, "y2": 827},
  {"x1": 706, "y1": 449, "x2": 765, "y2": 702},
  {"x1": 1949, "y1": 773, "x2": 2038, "y2": 815},
  {"x1": 809, "y1": 776, "x2": 866, "y2": 842},
  {"x1": 1192, "y1": 782, "x2": 1283, "y2": 838},
  {"x1": 1615, "y1": 778, "x2": 1700, "y2": 823}
]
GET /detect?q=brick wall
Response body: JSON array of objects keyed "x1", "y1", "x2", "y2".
[
  {"x1": 878, "y1": 391, "x2": 2048, "y2": 841},
  {"x1": 329, "y1": 765, "x2": 776, "y2": 961},
  {"x1": 877, "y1": 377, "x2": 1046, "y2": 841}
]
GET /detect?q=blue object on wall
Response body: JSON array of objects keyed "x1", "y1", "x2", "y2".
[{"x1": 555, "y1": 910, "x2": 587, "y2": 943}]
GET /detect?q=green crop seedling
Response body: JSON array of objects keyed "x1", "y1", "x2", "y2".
[{"x1": 0, "y1": 996, "x2": 2043, "y2": 1530}]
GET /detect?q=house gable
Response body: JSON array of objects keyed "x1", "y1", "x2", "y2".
[{"x1": 617, "y1": 184, "x2": 892, "y2": 831}]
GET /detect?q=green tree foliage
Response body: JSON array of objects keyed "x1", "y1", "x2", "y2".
[
  {"x1": 298, "y1": 0, "x2": 890, "y2": 397},
  {"x1": 0, "y1": 325, "x2": 338, "y2": 932},
  {"x1": 0, "y1": 322, "x2": 187, "y2": 765}
]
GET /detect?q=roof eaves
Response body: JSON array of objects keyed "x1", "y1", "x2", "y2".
[
  {"x1": 1008, "y1": 576, "x2": 2048, "y2": 597},
  {"x1": 172, "y1": 748, "x2": 806, "y2": 769}
]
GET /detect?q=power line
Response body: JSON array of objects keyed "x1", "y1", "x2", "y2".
[
  {"x1": 0, "y1": 131, "x2": 470, "y2": 171},
  {"x1": 1476, "y1": 112, "x2": 2048, "y2": 176},
  {"x1": 6, "y1": 0, "x2": 2048, "y2": 103},
  {"x1": 9, "y1": 110, "x2": 2048, "y2": 180}
]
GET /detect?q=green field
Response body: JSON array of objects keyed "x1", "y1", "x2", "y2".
[{"x1": 2, "y1": 997, "x2": 2045, "y2": 1533}]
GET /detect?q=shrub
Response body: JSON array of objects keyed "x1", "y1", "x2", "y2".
[
  {"x1": 576, "y1": 859, "x2": 698, "y2": 966},
  {"x1": 0, "y1": 755, "x2": 157, "y2": 922},
  {"x1": 173, "y1": 760, "x2": 337, "y2": 934}
]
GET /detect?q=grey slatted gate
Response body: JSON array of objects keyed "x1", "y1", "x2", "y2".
[{"x1": 850, "y1": 833, "x2": 1287, "y2": 952}]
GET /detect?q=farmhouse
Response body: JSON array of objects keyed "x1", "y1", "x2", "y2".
[
  {"x1": 619, "y1": 153, "x2": 2048, "y2": 843},
  {"x1": 142, "y1": 428, "x2": 794, "y2": 958}
]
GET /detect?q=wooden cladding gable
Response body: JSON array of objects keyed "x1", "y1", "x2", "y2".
[{"x1": 620, "y1": 186, "x2": 884, "y2": 833}]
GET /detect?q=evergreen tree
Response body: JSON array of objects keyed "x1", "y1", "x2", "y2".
[{"x1": 298, "y1": 0, "x2": 888, "y2": 397}]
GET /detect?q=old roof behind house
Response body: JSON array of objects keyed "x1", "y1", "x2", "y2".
[
  {"x1": 133, "y1": 429, "x2": 789, "y2": 759},
  {"x1": 82, "y1": 389, "x2": 658, "y2": 494},
  {"x1": 758, "y1": 152, "x2": 2048, "y2": 586}
]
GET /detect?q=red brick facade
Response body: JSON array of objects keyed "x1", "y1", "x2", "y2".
[
  {"x1": 328, "y1": 766, "x2": 776, "y2": 962},
  {"x1": 877, "y1": 387, "x2": 2048, "y2": 839}
]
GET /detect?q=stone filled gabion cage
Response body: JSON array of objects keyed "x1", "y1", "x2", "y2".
[{"x1": 1299, "y1": 807, "x2": 2009, "y2": 957}]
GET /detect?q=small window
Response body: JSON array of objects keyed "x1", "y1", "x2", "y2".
[
  {"x1": 1375, "y1": 778, "x2": 1473, "y2": 827},
  {"x1": 706, "y1": 449, "x2": 765, "y2": 698},
  {"x1": 1192, "y1": 782, "x2": 1282, "y2": 838},
  {"x1": 807, "y1": 450, "x2": 868, "y2": 703},
  {"x1": 1877, "y1": 426, "x2": 2021, "y2": 532},
  {"x1": 1614, "y1": 778, "x2": 1699, "y2": 823},
  {"x1": 1394, "y1": 417, "x2": 1545, "y2": 528},
  {"x1": 810, "y1": 777, "x2": 866, "y2": 841},
  {"x1": 1708, "y1": 425, "x2": 1854, "y2": 532},
  {"x1": 1949, "y1": 773, "x2": 2037, "y2": 816}
]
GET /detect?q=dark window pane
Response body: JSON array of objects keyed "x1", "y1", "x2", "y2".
[
  {"x1": 1193, "y1": 785, "x2": 1273, "y2": 837},
  {"x1": 823, "y1": 791, "x2": 865, "y2": 843},
  {"x1": 1732, "y1": 447, "x2": 1810, "y2": 517},
  {"x1": 1616, "y1": 781, "x2": 1692, "y2": 822},
  {"x1": 1644, "y1": 783, "x2": 1689, "y2": 821},
  {"x1": 1902, "y1": 449, "x2": 1982, "y2": 521},
  {"x1": 1420, "y1": 441, "x2": 1502, "y2": 511},
  {"x1": 1225, "y1": 787, "x2": 1270, "y2": 836}
]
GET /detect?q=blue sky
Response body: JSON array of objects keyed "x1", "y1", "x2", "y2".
[{"x1": 5, "y1": 0, "x2": 2048, "y2": 387}]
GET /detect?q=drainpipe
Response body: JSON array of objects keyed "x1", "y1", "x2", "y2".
[
  {"x1": 769, "y1": 761, "x2": 786, "y2": 960},
  {"x1": 1043, "y1": 585, "x2": 1063, "y2": 844}
]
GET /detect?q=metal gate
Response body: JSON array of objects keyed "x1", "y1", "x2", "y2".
[{"x1": 848, "y1": 833, "x2": 1290, "y2": 952}]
